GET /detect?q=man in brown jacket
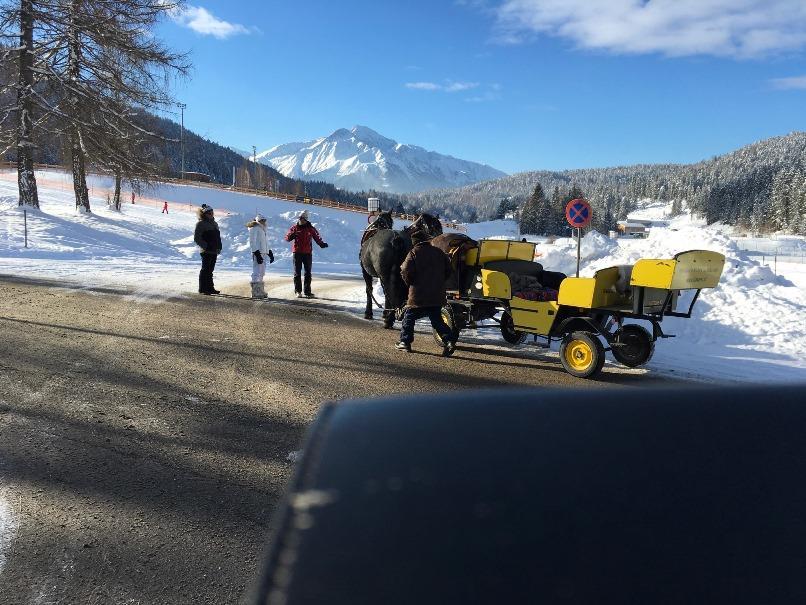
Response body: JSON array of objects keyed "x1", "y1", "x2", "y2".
[{"x1": 396, "y1": 230, "x2": 456, "y2": 356}]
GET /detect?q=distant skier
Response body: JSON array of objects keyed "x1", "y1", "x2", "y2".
[
  {"x1": 162, "y1": 201, "x2": 169, "y2": 214},
  {"x1": 285, "y1": 210, "x2": 328, "y2": 298},
  {"x1": 247, "y1": 214, "x2": 274, "y2": 299},
  {"x1": 194, "y1": 204, "x2": 222, "y2": 295}
]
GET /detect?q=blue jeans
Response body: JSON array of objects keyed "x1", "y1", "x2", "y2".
[{"x1": 400, "y1": 306, "x2": 453, "y2": 345}]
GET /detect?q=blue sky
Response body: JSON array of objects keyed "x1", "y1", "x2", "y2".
[{"x1": 160, "y1": 0, "x2": 806, "y2": 174}]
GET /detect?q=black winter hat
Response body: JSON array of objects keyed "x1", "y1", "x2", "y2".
[{"x1": 201, "y1": 204, "x2": 213, "y2": 214}]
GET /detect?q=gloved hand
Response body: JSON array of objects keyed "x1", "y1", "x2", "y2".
[
  {"x1": 320, "y1": 242, "x2": 329, "y2": 248},
  {"x1": 287, "y1": 233, "x2": 296, "y2": 241},
  {"x1": 268, "y1": 250, "x2": 275, "y2": 264},
  {"x1": 253, "y1": 250, "x2": 263, "y2": 264}
]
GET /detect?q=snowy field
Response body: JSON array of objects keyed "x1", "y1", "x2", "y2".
[{"x1": 1, "y1": 170, "x2": 805, "y2": 385}]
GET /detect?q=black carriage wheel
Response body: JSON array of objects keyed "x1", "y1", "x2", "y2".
[
  {"x1": 612, "y1": 324, "x2": 655, "y2": 368},
  {"x1": 559, "y1": 331, "x2": 606, "y2": 379},
  {"x1": 433, "y1": 304, "x2": 462, "y2": 346},
  {"x1": 500, "y1": 310, "x2": 527, "y2": 345}
]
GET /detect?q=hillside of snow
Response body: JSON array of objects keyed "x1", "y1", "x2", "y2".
[
  {"x1": 0, "y1": 170, "x2": 385, "y2": 292},
  {"x1": 1, "y1": 171, "x2": 804, "y2": 383},
  {"x1": 256, "y1": 125, "x2": 506, "y2": 194}
]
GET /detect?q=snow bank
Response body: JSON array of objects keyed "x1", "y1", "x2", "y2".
[
  {"x1": 466, "y1": 219, "x2": 520, "y2": 240},
  {"x1": 532, "y1": 212, "x2": 806, "y2": 382},
  {"x1": 0, "y1": 491, "x2": 17, "y2": 575}
]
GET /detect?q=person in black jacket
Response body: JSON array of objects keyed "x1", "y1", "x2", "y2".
[{"x1": 194, "y1": 204, "x2": 223, "y2": 295}]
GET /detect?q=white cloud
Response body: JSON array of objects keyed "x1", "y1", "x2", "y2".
[
  {"x1": 493, "y1": 0, "x2": 806, "y2": 58},
  {"x1": 444, "y1": 81, "x2": 480, "y2": 92},
  {"x1": 465, "y1": 83, "x2": 503, "y2": 102},
  {"x1": 405, "y1": 80, "x2": 480, "y2": 92},
  {"x1": 170, "y1": 5, "x2": 250, "y2": 39},
  {"x1": 405, "y1": 82, "x2": 443, "y2": 91},
  {"x1": 770, "y1": 75, "x2": 806, "y2": 89}
]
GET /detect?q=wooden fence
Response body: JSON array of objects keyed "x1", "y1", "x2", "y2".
[{"x1": 0, "y1": 162, "x2": 466, "y2": 231}]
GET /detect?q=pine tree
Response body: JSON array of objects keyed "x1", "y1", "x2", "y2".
[
  {"x1": 549, "y1": 185, "x2": 564, "y2": 235},
  {"x1": 519, "y1": 184, "x2": 544, "y2": 235}
]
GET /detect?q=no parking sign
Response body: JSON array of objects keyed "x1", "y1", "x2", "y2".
[
  {"x1": 565, "y1": 198, "x2": 591, "y2": 277},
  {"x1": 565, "y1": 198, "x2": 592, "y2": 229}
]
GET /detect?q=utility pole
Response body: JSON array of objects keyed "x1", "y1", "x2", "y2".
[
  {"x1": 252, "y1": 145, "x2": 257, "y2": 191},
  {"x1": 178, "y1": 102, "x2": 187, "y2": 179}
]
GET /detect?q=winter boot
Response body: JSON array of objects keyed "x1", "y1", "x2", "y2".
[
  {"x1": 250, "y1": 282, "x2": 262, "y2": 299},
  {"x1": 257, "y1": 281, "x2": 268, "y2": 299}
]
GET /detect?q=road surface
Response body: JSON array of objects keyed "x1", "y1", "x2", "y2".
[{"x1": 0, "y1": 276, "x2": 677, "y2": 604}]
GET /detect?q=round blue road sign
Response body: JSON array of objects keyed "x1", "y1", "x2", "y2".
[{"x1": 565, "y1": 198, "x2": 592, "y2": 229}]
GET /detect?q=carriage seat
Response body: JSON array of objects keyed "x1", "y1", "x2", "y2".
[
  {"x1": 483, "y1": 259, "x2": 543, "y2": 278},
  {"x1": 482, "y1": 259, "x2": 564, "y2": 301},
  {"x1": 483, "y1": 260, "x2": 567, "y2": 288}
]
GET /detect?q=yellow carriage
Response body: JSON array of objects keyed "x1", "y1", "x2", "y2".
[{"x1": 434, "y1": 238, "x2": 725, "y2": 378}]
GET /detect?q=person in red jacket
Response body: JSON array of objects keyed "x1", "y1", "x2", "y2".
[{"x1": 285, "y1": 210, "x2": 328, "y2": 298}]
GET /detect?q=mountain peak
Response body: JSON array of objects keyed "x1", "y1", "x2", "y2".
[
  {"x1": 257, "y1": 126, "x2": 506, "y2": 193},
  {"x1": 328, "y1": 127, "x2": 352, "y2": 140},
  {"x1": 349, "y1": 125, "x2": 396, "y2": 149}
]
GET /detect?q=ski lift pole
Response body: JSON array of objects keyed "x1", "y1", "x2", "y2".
[{"x1": 24, "y1": 208, "x2": 28, "y2": 248}]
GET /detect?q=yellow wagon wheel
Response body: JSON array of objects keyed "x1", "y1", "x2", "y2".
[{"x1": 559, "y1": 331, "x2": 606, "y2": 378}]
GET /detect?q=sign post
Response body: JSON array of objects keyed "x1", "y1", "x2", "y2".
[{"x1": 565, "y1": 198, "x2": 592, "y2": 277}]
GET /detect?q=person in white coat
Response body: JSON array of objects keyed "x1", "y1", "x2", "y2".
[{"x1": 247, "y1": 214, "x2": 274, "y2": 299}]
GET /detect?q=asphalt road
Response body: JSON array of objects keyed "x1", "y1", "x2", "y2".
[{"x1": 0, "y1": 276, "x2": 676, "y2": 604}]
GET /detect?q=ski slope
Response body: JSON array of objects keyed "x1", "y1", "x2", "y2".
[{"x1": 0, "y1": 170, "x2": 804, "y2": 384}]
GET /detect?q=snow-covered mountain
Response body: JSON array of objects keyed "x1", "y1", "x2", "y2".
[{"x1": 255, "y1": 125, "x2": 506, "y2": 193}]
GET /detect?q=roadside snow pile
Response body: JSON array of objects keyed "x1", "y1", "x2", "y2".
[
  {"x1": 537, "y1": 230, "x2": 619, "y2": 274},
  {"x1": 0, "y1": 491, "x2": 17, "y2": 575},
  {"x1": 535, "y1": 215, "x2": 806, "y2": 382}
]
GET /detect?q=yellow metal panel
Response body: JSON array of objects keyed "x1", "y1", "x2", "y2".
[
  {"x1": 481, "y1": 269, "x2": 511, "y2": 299},
  {"x1": 558, "y1": 277, "x2": 596, "y2": 308},
  {"x1": 589, "y1": 266, "x2": 631, "y2": 308},
  {"x1": 630, "y1": 259, "x2": 677, "y2": 289},
  {"x1": 510, "y1": 299, "x2": 559, "y2": 335},
  {"x1": 630, "y1": 251, "x2": 726, "y2": 290},
  {"x1": 478, "y1": 240, "x2": 510, "y2": 263},
  {"x1": 464, "y1": 239, "x2": 538, "y2": 266},
  {"x1": 507, "y1": 241, "x2": 537, "y2": 261},
  {"x1": 670, "y1": 250, "x2": 725, "y2": 289}
]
